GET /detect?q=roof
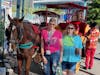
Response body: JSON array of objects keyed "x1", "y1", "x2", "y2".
[
  {"x1": 34, "y1": 0, "x2": 84, "y2": 4},
  {"x1": 33, "y1": 10, "x2": 60, "y2": 17},
  {"x1": 46, "y1": 2, "x2": 87, "y2": 9}
]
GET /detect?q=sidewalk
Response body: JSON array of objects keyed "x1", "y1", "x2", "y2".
[{"x1": 76, "y1": 43, "x2": 100, "y2": 75}]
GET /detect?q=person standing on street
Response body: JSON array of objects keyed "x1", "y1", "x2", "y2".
[
  {"x1": 62, "y1": 24, "x2": 83, "y2": 75},
  {"x1": 85, "y1": 22, "x2": 100, "y2": 69},
  {"x1": 41, "y1": 18, "x2": 63, "y2": 75}
]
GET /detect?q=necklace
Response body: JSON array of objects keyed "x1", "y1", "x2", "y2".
[{"x1": 48, "y1": 30, "x2": 55, "y2": 44}]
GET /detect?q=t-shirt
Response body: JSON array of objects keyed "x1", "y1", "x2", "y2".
[
  {"x1": 41, "y1": 29, "x2": 62, "y2": 53},
  {"x1": 86, "y1": 28, "x2": 99, "y2": 49},
  {"x1": 63, "y1": 35, "x2": 83, "y2": 62}
]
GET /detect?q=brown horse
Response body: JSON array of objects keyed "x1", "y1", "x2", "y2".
[{"x1": 8, "y1": 15, "x2": 40, "y2": 75}]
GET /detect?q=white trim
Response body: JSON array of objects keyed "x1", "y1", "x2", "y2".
[{"x1": 33, "y1": 0, "x2": 84, "y2": 4}]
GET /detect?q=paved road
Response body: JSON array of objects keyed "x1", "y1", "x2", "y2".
[
  {"x1": 0, "y1": 43, "x2": 100, "y2": 75},
  {"x1": 4, "y1": 54, "x2": 44, "y2": 75},
  {"x1": 76, "y1": 43, "x2": 100, "y2": 75}
]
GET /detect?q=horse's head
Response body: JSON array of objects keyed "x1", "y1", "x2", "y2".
[
  {"x1": 8, "y1": 15, "x2": 24, "y2": 50},
  {"x1": 8, "y1": 15, "x2": 40, "y2": 51},
  {"x1": 8, "y1": 14, "x2": 24, "y2": 27}
]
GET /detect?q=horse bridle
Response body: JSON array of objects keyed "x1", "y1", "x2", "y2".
[
  {"x1": 10, "y1": 24, "x2": 24, "y2": 44},
  {"x1": 10, "y1": 23, "x2": 40, "y2": 59},
  {"x1": 9, "y1": 24, "x2": 24, "y2": 54}
]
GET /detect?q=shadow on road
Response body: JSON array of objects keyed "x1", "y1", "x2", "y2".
[
  {"x1": 80, "y1": 65, "x2": 95, "y2": 75},
  {"x1": 94, "y1": 57, "x2": 100, "y2": 60},
  {"x1": 30, "y1": 61, "x2": 44, "y2": 75},
  {"x1": 79, "y1": 69, "x2": 95, "y2": 75}
]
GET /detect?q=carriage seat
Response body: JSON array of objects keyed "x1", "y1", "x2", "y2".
[
  {"x1": 58, "y1": 23, "x2": 68, "y2": 30},
  {"x1": 32, "y1": 24, "x2": 40, "y2": 34}
]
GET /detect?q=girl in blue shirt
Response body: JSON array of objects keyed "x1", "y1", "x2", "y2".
[{"x1": 62, "y1": 24, "x2": 82, "y2": 75}]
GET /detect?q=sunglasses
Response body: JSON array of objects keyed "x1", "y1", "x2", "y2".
[
  {"x1": 68, "y1": 27, "x2": 74, "y2": 30},
  {"x1": 49, "y1": 23, "x2": 55, "y2": 25}
]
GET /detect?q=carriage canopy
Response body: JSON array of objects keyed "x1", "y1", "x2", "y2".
[
  {"x1": 33, "y1": 10, "x2": 60, "y2": 17},
  {"x1": 46, "y1": 2, "x2": 87, "y2": 9}
]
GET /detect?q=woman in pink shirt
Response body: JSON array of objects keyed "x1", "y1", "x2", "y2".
[{"x1": 41, "y1": 18, "x2": 63, "y2": 75}]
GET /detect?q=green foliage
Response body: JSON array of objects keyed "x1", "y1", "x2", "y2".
[
  {"x1": 87, "y1": 0, "x2": 100, "y2": 24},
  {"x1": 12, "y1": 5, "x2": 16, "y2": 12},
  {"x1": 49, "y1": 8, "x2": 63, "y2": 15},
  {"x1": 0, "y1": 22, "x2": 4, "y2": 46},
  {"x1": 95, "y1": 20, "x2": 100, "y2": 26}
]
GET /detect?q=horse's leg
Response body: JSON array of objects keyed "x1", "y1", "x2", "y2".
[
  {"x1": 17, "y1": 56, "x2": 23, "y2": 75},
  {"x1": 25, "y1": 56, "x2": 32, "y2": 75}
]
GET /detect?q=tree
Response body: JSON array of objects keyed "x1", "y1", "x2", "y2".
[
  {"x1": 0, "y1": 22, "x2": 4, "y2": 46},
  {"x1": 87, "y1": 0, "x2": 100, "y2": 23}
]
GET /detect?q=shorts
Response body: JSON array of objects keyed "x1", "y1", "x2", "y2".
[{"x1": 62, "y1": 61, "x2": 76, "y2": 72}]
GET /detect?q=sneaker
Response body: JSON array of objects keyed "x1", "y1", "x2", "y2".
[
  {"x1": 89, "y1": 67, "x2": 92, "y2": 69},
  {"x1": 83, "y1": 67, "x2": 88, "y2": 70}
]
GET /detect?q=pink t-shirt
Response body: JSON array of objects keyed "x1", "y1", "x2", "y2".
[{"x1": 41, "y1": 29, "x2": 62, "y2": 53}]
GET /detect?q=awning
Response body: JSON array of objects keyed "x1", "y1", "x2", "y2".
[
  {"x1": 46, "y1": 2, "x2": 87, "y2": 9},
  {"x1": 33, "y1": 10, "x2": 60, "y2": 17}
]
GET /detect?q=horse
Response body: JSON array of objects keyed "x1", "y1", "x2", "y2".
[{"x1": 7, "y1": 15, "x2": 41, "y2": 75}]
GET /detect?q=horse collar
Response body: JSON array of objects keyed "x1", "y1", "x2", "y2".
[{"x1": 18, "y1": 42, "x2": 33, "y2": 49}]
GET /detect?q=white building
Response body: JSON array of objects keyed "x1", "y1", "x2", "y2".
[{"x1": 1, "y1": 0, "x2": 12, "y2": 28}]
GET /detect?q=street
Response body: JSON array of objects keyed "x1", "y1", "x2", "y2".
[
  {"x1": 76, "y1": 43, "x2": 100, "y2": 75},
  {"x1": 0, "y1": 43, "x2": 100, "y2": 75}
]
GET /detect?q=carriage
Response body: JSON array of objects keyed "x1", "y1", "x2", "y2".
[
  {"x1": 33, "y1": 2, "x2": 89, "y2": 74},
  {"x1": 33, "y1": 2, "x2": 89, "y2": 36},
  {"x1": 33, "y1": 2, "x2": 89, "y2": 46}
]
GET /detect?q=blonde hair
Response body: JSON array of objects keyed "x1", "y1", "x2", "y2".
[
  {"x1": 65, "y1": 24, "x2": 77, "y2": 35},
  {"x1": 66, "y1": 24, "x2": 75, "y2": 29},
  {"x1": 49, "y1": 18, "x2": 56, "y2": 24}
]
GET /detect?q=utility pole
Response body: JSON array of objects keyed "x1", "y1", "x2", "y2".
[
  {"x1": 22, "y1": 0, "x2": 24, "y2": 17},
  {"x1": 16, "y1": 0, "x2": 21, "y2": 18},
  {"x1": 0, "y1": 0, "x2": 2, "y2": 20},
  {"x1": 83, "y1": 0, "x2": 87, "y2": 21}
]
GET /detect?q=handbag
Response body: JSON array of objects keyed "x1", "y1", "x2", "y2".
[
  {"x1": 33, "y1": 53, "x2": 42, "y2": 64},
  {"x1": 56, "y1": 63, "x2": 62, "y2": 75}
]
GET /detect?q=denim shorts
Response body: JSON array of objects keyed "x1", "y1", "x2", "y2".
[{"x1": 62, "y1": 61, "x2": 76, "y2": 72}]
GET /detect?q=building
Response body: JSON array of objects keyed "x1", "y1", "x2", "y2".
[{"x1": 0, "y1": 0, "x2": 12, "y2": 27}]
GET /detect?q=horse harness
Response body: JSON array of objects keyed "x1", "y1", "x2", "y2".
[{"x1": 10, "y1": 23, "x2": 39, "y2": 57}]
